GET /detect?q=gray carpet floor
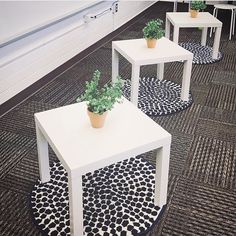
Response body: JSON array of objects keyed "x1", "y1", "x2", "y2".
[{"x1": 0, "y1": 2, "x2": 235, "y2": 235}]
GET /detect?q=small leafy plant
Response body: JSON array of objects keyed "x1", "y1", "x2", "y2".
[
  {"x1": 190, "y1": 1, "x2": 206, "y2": 11},
  {"x1": 143, "y1": 19, "x2": 165, "y2": 40},
  {"x1": 76, "y1": 70, "x2": 123, "y2": 114}
]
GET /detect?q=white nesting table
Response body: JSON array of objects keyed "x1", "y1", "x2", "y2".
[
  {"x1": 165, "y1": 12, "x2": 222, "y2": 59},
  {"x1": 112, "y1": 37, "x2": 193, "y2": 105},
  {"x1": 35, "y1": 98, "x2": 171, "y2": 236}
]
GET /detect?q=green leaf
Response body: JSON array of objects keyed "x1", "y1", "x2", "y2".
[
  {"x1": 190, "y1": 1, "x2": 206, "y2": 10},
  {"x1": 76, "y1": 70, "x2": 123, "y2": 114},
  {"x1": 143, "y1": 19, "x2": 165, "y2": 39}
]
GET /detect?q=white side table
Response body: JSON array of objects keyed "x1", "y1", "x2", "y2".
[
  {"x1": 210, "y1": 4, "x2": 236, "y2": 40},
  {"x1": 112, "y1": 37, "x2": 193, "y2": 105},
  {"x1": 165, "y1": 12, "x2": 222, "y2": 59},
  {"x1": 35, "y1": 98, "x2": 171, "y2": 236}
]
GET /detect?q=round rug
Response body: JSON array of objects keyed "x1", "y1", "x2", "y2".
[
  {"x1": 122, "y1": 77, "x2": 193, "y2": 116},
  {"x1": 179, "y1": 42, "x2": 223, "y2": 64},
  {"x1": 30, "y1": 157, "x2": 164, "y2": 236}
]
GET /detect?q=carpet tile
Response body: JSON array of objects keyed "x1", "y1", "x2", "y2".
[
  {"x1": 184, "y1": 136, "x2": 236, "y2": 189},
  {"x1": 156, "y1": 178, "x2": 236, "y2": 236}
]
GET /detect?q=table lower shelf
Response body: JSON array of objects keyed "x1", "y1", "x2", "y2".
[{"x1": 31, "y1": 156, "x2": 165, "y2": 236}]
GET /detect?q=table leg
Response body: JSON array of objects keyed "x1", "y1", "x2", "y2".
[
  {"x1": 173, "y1": 26, "x2": 179, "y2": 44},
  {"x1": 112, "y1": 47, "x2": 119, "y2": 83},
  {"x1": 131, "y1": 64, "x2": 140, "y2": 106},
  {"x1": 157, "y1": 63, "x2": 164, "y2": 80},
  {"x1": 68, "y1": 171, "x2": 83, "y2": 236},
  {"x1": 35, "y1": 123, "x2": 50, "y2": 183},
  {"x1": 165, "y1": 17, "x2": 170, "y2": 39},
  {"x1": 229, "y1": 9, "x2": 234, "y2": 40},
  {"x1": 154, "y1": 144, "x2": 170, "y2": 207},
  {"x1": 233, "y1": 10, "x2": 235, "y2": 36},
  {"x1": 201, "y1": 27, "x2": 207, "y2": 46},
  {"x1": 210, "y1": 8, "x2": 217, "y2": 37},
  {"x1": 181, "y1": 59, "x2": 192, "y2": 101},
  {"x1": 173, "y1": 1, "x2": 177, "y2": 12},
  {"x1": 212, "y1": 26, "x2": 222, "y2": 60}
]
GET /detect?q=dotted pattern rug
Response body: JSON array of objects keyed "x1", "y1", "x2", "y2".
[
  {"x1": 179, "y1": 42, "x2": 223, "y2": 64},
  {"x1": 123, "y1": 77, "x2": 193, "y2": 116},
  {"x1": 30, "y1": 157, "x2": 164, "y2": 236}
]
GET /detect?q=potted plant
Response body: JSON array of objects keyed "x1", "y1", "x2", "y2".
[
  {"x1": 142, "y1": 19, "x2": 165, "y2": 48},
  {"x1": 190, "y1": 1, "x2": 206, "y2": 18},
  {"x1": 76, "y1": 70, "x2": 123, "y2": 128}
]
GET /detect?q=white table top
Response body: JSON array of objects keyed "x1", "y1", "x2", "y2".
[
  {"x1": 166, "y1": 12, "x2": 222, "y2": 27},
  {"x1": 112, "y1": 37, "x2": 193, "y2": 65},
  {"x1": 214, "y1": 4, "x2": 236, "y2": 10},
  {"x1": 35, "y1": 98, "x2": 171, "y2": 174}
]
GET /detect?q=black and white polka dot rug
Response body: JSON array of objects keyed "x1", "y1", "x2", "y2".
[
  {"x1": 122, "y1": 77, "x2": 193, "y2": 116},
  {"x1": 179, "y1": 42, "x2": 223, "y2": 64},
  {"x1": 30, "y1": 157, "x2": 165, "y2": 236}
]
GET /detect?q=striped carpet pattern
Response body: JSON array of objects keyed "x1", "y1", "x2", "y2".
[{"x1": 0, "y1": 2, "x2": 235, "y2": 235}]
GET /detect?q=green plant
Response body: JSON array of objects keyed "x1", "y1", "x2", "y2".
[
  {"x1": 190, "y1": 1, "x2": 206, "y2": 11},
  {"x1": 76, "y1": 70, "x2": 123, "y2": 114},
  {"x1": 143, "y1": 19, "x2": 165, "y2": 40}
]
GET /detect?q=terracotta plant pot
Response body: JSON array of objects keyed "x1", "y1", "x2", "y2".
[
  {"x1": 146, "y1": 39, "x2": 157, "y2": 48},
  {"x1": 87, "y1": 110, "x2": 108, "y2": 128},
  {"x1": 190, "y1": 9, "x2": 199, "y2": 18}
]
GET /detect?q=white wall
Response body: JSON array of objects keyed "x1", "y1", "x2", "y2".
[
  {"x1": 0, "y1": 1, "x2": 155, "y2": 105},
  {"x1": 0, "y1": 1, "x2": 102, "y2": 47}
]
